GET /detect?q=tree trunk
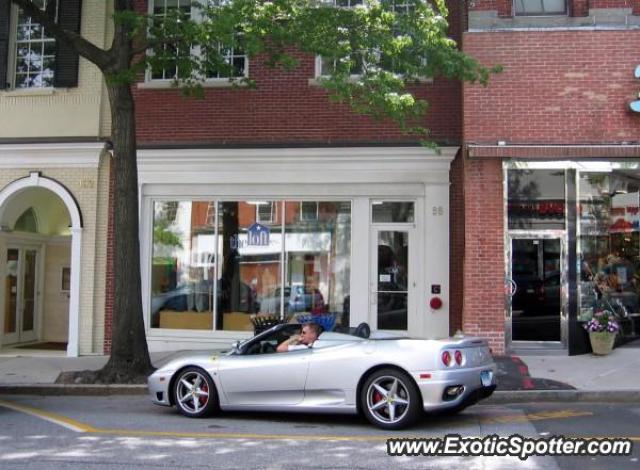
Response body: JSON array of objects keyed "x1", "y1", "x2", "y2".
[{"x1": 99, "y1": 80, "x2": 154, "y2": 382}]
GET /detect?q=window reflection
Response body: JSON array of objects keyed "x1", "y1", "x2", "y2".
[
  {"x1": 283, "y1": 202, "x2": 351, "y2": 329},
  {"x1": 377, "y1": 231, "x2": 408, "y2": 330},
  {"x1": 217, "y1": 201, "x2": 279, "y2": 331},
  {"x1": 150, "y1": 199, "x2": 352, "y2": 331},
  {"x1": 579, "y1": 171, "x2": 640, "y2": 339},
  {"x1": 14, "y1": 0, "x2": 57, "y2": 88},
  {"x1": 150, "y1": 201, "x2": 215, "y2": 330},
  {"x1": 508, "y1": 169, "x2": 566, "y2": 230}
]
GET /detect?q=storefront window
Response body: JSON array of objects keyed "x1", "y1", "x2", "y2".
[
  {"x1": 150, "y1": 199, "x2": 351, "y2": 331},
  {"x1": 579, "y1": 171, "x2": 640, "y2": 339},
  {"x1": 217, "y1": 201, "x2": 281, "y2": 331},
  {"x1": 508, "y1": 169, "x2": 566, "y2": 230},
  {"x1": 150, "y1": 201, "x2": 216, "y2": 330},
  {"x1": 283, "y1": 201, "x2": 351, "y2": 328}
]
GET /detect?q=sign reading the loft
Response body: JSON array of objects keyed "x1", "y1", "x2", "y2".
[
  {"x1": 229, "y1": 223, "x2": 271, "y2": 249},
  {"x1": 247, "y1": 223, "x2": 270, "y2": 246}
]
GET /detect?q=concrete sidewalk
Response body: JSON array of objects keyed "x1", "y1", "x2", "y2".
[{"x1": 0, "y1": 341, "x2": 639, "y2": 401}]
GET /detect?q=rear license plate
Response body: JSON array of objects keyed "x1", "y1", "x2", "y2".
[{"x1": 480, "y1": 370, "x2": 493, "y2": 387}]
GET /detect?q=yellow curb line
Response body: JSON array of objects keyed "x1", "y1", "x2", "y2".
[{"x1": 0, "y1": 398, "x2": 97, "y2": 433}]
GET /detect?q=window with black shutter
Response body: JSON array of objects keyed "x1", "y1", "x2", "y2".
[
  {"x1": 0, "y1": 0, "x2": 82, "y2": 90},
  {"x1": 54, "y1": 0, "x2": 82, "y2": 88}
]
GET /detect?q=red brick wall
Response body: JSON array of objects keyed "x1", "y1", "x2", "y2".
[
  {"x1": 104, "y1": 156, "x2": 115, "y2": 354},
  {"x1": 461, "y1": 158, "x2": 505, "y2": 354},
  {"x1": 463, "y1": 30, "x2": 640, "y2": 145},
  {"x1": 133, "y1": 1, "x2": 463, "y2": 146},
  {"x1": 590, "y1": 0, "x2": 634, "y2": 8},
  {"x1": 572, "y1": 0, "x2": 590, "y2": 15},
  {"x1": 449, "y1": 149, "x2": 465, "y2": 336}
]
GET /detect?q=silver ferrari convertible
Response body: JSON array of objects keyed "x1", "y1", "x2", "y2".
[{"x1": 148, "y1": 323, "x2": 497, "y2": 430}]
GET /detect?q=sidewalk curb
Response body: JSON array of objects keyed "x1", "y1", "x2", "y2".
[
  {"x1": 487, "y1": 389, "x2": 640, "y2": 404},
  {"x1": 0, "y1": 384, "x2": 147, "y2": 396}
]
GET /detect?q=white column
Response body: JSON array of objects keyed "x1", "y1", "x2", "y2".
[
  {"x1": 67, "y1": 228, "x2": 82, "y2": 357},
  {"x1": 423, "y1": 181, "x2": 450, "y2": 339},
  {"x1": 349, "y1": 197, "x2": 370, "y2": 327}
]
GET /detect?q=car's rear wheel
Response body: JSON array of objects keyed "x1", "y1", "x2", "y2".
[
  {"x1": 361, "y1": 368, "x2": 421, "y2": 430},
  {"x1": 174, "y1": 367, "x2": 218, "y2": 418}
]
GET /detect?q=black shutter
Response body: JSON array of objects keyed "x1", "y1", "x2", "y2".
[
  {"x1": 0, "y1": 0, "x2": 10, "y2": 90},
  {"x1": 54, "y1": 0, "x2": 83, "y2": 88}
]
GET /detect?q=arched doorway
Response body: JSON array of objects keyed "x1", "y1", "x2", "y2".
[{"x1": 0, "y1": 172, "x2": 82, "y2": 356}]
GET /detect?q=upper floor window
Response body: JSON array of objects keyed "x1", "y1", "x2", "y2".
[
  {"x1": 12, "y1": 0, "x2": 58, "y2": 89},
  {"x1": 0, "y1": 0, "x2": 81, "y2": 91},
  {"x1": 300, "y1": 202, "x2": 319, "y2": 222},
  {"x1": 325, "y1": 0, "x2": 364, "y2": 6},
  {"x1": 314, "y1": 0, "x2": 423, "y2": 79},
  {"x1": 256, "y1": 201, "x2": 275, "y2": 224},
  {"x1": 148, "y1": 0, "x2": 248, "y2": 82},
  {"x1": 514, "y1": 0, "x2": 567, "y2": 16}
]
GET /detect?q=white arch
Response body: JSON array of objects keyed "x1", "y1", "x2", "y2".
[{"x1": 0, "y1": 172, "x2": 83, "y2": 357}]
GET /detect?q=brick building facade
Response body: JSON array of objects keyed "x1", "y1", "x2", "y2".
[
  {"x1": 461, "y1": 0, "x2": 640, "y2": 354},
  {"x1": 117, "y1": 0, "x2": 466, "y2": 353}
]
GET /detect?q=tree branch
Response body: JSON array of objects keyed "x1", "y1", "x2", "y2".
[{"x1": 11, "y1": 0, "x2": 111, "y2": 70}]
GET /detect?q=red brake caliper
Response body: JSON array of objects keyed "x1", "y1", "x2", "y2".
[{"x1": 199, "y1": 383, "x2": 208, "y2": 405}]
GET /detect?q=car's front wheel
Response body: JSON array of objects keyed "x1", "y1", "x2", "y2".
[
  {"x1": 174, "y1": 367, "x2": 218, "y2": 418},
  {"x1": 361, "y1": 368, "x2": 422, "y2": 430}
]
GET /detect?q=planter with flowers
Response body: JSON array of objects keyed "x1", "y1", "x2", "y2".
[{"x1": 583, "y1": 309, "x2": 620, "y2": 355}]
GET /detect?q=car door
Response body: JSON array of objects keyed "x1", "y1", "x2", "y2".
[
  {"x1": 217, "y1": 349, "x2": 311, "y2": 406},
  {"x1": 304, "y1": 342, "x2": 366, "y2": 407}
]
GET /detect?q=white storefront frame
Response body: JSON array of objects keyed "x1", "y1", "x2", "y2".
[{"x1": 138, "y1": 147, "x2": 456, "y2": 352}]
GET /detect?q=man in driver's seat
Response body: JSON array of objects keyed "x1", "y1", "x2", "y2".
[{"x1": 277, "y1": 322, "x2": 321, "y2": 352}]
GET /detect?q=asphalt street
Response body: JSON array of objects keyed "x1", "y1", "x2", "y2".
[{"x1": 0, "y1": 395, "x2": 638, "y2": 469}]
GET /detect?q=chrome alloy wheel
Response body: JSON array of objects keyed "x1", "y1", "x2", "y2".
[
  {"x1": 176, "y1": 370, "x2": 210, "y2": 415},
  {"x1": 366, "y1": 375, "x2": 411, "y2": 424}
]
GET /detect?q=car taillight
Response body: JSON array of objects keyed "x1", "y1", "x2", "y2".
[
  {"x1": 441, "y1": 351, "x2": 451, "y2": 367},
  {"x1": 454, "y1": 350, "x2": 463, "y2": 365}
]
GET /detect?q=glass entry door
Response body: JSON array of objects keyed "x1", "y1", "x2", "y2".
[
  {"x1": 3, "y1": 246, "x2": 39, "y2": 345},
  {"x1": 509, "y1": 237, "x2": 564, "y2": 342},
  {"x1": 371, "y1": 228, "x2": 414, "y2": 331}
]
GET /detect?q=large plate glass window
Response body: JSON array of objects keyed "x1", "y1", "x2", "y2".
[
  {"x1": 283, "y1": 201, "x2": 351, "y2": 329},
  {"x1": 150, "y1": 199, "x2": 351, "y2": 331},
  {"x1": 217, "y1": 201, "x2": 281, "y2": 331},
  {"x1": 578, "y1": 170, "x2": 640, "y2": 340},
  {"x1": 150, "y1": 201, "x2": 216, "y2": 330}
]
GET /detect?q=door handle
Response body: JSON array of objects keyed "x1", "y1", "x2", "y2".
[{"x1": 505, "y1": 278, "x2": 517, "y2": 296}]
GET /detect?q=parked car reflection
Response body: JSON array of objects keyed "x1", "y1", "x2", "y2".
[
  {"x1": 151, "y1": 279, "x2": 259, "y2": 328},
  {"x1": 259, "y1": 285, "x2": 326, "y2": 316}
]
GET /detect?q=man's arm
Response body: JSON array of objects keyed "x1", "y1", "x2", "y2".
[{"x1": 277, "y1": 335, "x2": 300, "y2": 353}]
